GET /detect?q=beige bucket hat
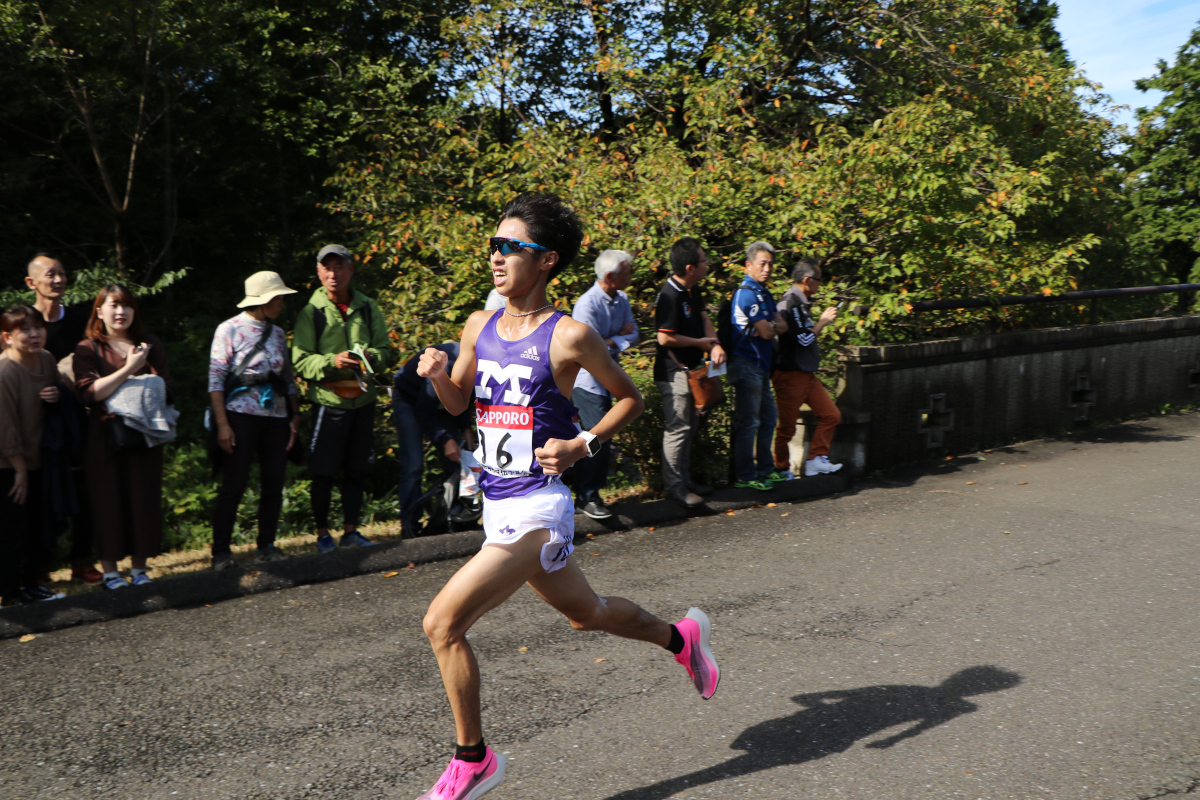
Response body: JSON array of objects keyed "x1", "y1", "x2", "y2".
[{"x1": 237, "y1": 271, "x2": 298, "y2": 308}]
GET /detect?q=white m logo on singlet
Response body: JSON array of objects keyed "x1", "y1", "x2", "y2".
[{"x1": 476, "y1": 359, "x2": 533, "y2": 406}]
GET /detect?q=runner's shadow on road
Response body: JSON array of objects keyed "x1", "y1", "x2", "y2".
[{"x1": 602, "y1": 665, "x2": 1021, "y2": 800}]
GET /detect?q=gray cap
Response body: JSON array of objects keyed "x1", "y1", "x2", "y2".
[{"x1": 316, "y1": 244, "x2": 352, "y2": 264}]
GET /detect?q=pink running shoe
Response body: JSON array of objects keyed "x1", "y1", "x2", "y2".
[
  {"x1": 674, "y1": 607, "x2": 720, "y2": 699},
  {"x1": 416, "y1": 748, "x2": 506, "y2": 800}
]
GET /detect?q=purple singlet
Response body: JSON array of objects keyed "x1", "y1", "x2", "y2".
[{"x1": 473, "y1": 310, "x2": 581, "y2": 500}]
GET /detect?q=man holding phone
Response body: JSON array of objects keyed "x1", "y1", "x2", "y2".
[
  {"x1": 293, "y1": 244, "x2": 391, "y2": 552},
  {"x1": 773, "y1": 257, "x2": 842, "y2": 477}
]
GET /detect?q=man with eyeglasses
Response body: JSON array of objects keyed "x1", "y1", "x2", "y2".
[
  {"x1": 653, "y1": 237, "x2": 727, "y2": 507},
  {"x1": 774, "y1": 257, "x2": 842, "y2": 476},
  {"x1": 411, "y1": 193, "x2": 720, "y2": 800}
]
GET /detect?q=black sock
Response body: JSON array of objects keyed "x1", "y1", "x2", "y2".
[
  {"x1": 455, "y1": 739, "x2": 486, "y2": 763},
  {"x1": 667, "y1": 624, "x2": 685, "y2": 655}
]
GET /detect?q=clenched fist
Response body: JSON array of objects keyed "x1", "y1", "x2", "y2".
[
  {"x1": 416, "y1": 347, "x2": 449, "y2": 379},
  {"x1": 535, "y1": 437, "x2": 588, "y2": 475}
]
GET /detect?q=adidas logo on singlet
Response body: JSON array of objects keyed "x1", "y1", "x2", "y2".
[{"x1": 520, "y1": 345, "x2": 541, "y2": 361}]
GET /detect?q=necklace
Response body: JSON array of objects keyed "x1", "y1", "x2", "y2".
[{"x1": 504, "y1": 303, "x2": 554, "y2": 318}]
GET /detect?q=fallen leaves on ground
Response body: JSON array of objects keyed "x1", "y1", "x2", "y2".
[
  {"x1": 967, "y1": 481, "x2": 976, "y2": 485},
  {"x1": 725, "y1": 511, "x2": 737, "y2": 516},
  {"x1": 18, "y1": 634, "x2": 35, "y2": 642},
  {"x1": 766, "y1": 503, "x2": 777, "y2": 507},
  {"x1": 383, "y1": 571, "x2": 399, "y2": 578},
  {"x1": 594, "y1": 658, "x2": 607, "y2": 663},
  {"x1": 1019, "y1": 481, "x2": 1029, "y2": 485},
  {"x1": 585, "y1": 533, "x2": 595, "y2": 539},
  {"x1": 781, "y1": 513, "x2": 790, "y2": 517},
  {"x1": 517, "y1": 646, "x2": 528, "y2": 653}
]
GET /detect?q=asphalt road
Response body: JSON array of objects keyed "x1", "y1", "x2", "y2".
[{"x1": 3, "y1": 413, "x2": 1199, "y2": 800}]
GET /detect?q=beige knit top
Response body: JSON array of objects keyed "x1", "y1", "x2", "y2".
[{"x1": 0, "y1": 350, "x2": 57, "y2": 471}]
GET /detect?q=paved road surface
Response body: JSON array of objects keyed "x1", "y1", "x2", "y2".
[{"x1": 3, "y1": 414, "x2": 1199, "y2": 800}]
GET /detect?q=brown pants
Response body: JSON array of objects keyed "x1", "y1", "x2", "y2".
[{"x1": 772, "y1": 370, "x2": 841, "y2": 468}]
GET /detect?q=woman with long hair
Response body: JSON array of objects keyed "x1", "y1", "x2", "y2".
[{"x1": 73, "y1": 285, "x2": 175, "y2": 590}]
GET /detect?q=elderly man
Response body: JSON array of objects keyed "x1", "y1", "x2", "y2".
[
  {"x1": 774, "y1": 257, "x2": 842, "y2": 476},
  {"x1": 569, "y1": 249, "x2": 639, "y2": 519},
  {"x1": 24, "y1": 253, "x2": 102, "y2": 585},
  {"x1": 293, "y1": 244, "x2": 391, "y2": 553},
  {"x1": 727, "y1": 241, "x2": 790, "y2": 491},
  {"x1": 654, "y1": 237, "x2": 726, "y2": 507}
]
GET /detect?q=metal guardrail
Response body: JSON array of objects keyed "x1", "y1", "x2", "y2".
[{"x1": 906, "y1": 283, "x2": 1200, "y2": 313}]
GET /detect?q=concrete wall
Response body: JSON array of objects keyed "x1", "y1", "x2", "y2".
[{"x1": 828, "y1": 316, "x2": 1200, "y2": 474}]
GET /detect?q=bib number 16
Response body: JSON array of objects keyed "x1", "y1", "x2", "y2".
[{"x1": 476, "y1": 404, "x2": 535, "y2": 475}]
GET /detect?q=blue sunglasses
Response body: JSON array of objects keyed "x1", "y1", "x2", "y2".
[{"x1": 489, "y1": 237, "x2": 550, "y2": 256}]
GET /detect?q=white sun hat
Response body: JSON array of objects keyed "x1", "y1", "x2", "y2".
[{"x1": 237, "y1": 271, "x2": 298, "y2": 308}]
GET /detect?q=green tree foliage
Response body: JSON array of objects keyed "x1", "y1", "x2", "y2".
[
  {"x1": 1125, "y1": 24, "x2": 1200, "y2": 295},
  {"x1": 331, "y1": 0, "x2": 1123, "y2": 352}
]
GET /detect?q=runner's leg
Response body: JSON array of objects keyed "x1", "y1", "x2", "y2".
[
  {"x1": 526, "y1": 557, "x2": 672, "y2": 647},
  {"x1": 423, "y1": 531, "x2": 556, "y2": 746}
]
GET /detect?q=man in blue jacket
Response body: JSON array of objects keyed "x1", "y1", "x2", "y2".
[{"x1": 728, "y1": 241, "x2": 789, "y2": 491}]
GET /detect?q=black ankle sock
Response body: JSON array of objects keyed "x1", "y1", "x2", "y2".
[
  {"x1": 455, "y1": 739, "x2": 486, "y2": 763},
  {"x1": 667, "y1": 624, "x2": 685, "y2": 655}
]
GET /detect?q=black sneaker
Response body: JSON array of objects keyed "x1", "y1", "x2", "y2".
[
  {"x1": 19, "y1": 585, "x2": 66, "y2": 603},
  {"x1": 212, "y1": 554, "x2": 236, "y2": 571},
  {"x1": 688, "y1": 481, "x2": 714, "y2": 496},
  {"x1": 580, "y1": 500, "x2": 614, "y2": 520},
  {"x1": 253, "y1": 546, "x2": 287, "y2": 564}
]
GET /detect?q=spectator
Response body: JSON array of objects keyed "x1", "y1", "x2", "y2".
[
  {"x1": 207, "y1": 271, "x2": 301, "y2": 570},
  {"x1": 728, "y1": 241, "x2": 790, "y2": 491},
  {"x1": 292, "y1": 244, "x2": 391, "y2": 552},
  {"x1": 24, "y1": 253, "x2": 102, "y2": 584},
  {"x1": 774, "y1": 258, "x2": 842, "y2": 476},
  {"x1": 484, "y1": 288, "x2": 506, "y2": 311},
  {"x1": 73, "y1": 285, "x2": 174, "y2": 590},
  {"x1": 654, "y1": 237, "x2": 726, "y2": 507},
  {"x1": 0, "y1": 306, "x2": 67, "y2": 605},
  {"x1": 570, "y1": 249, "x2": 639, "y2": 519},
  {"x1": 393, "y1": 342, "x2": 476, "y2": 534}
]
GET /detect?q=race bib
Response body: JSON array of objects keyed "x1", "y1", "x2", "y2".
[{"x1": 475, "y1": 403, "x2": 536, "y2": 476}]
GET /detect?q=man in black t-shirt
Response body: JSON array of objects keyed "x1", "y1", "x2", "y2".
[
  {"x1": 653, "y1": 238, "x2": 726, "y2": 507},
  {"x1": 24, "y1": 253, "x2": 100, "y2": 584}
]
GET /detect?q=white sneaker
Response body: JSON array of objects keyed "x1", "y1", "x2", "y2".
[{"x1": 804, "y1": 455, "x2": 843, "y2": 476}]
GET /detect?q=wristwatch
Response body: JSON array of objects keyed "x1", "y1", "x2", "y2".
[{"x1": 577, "y1": 431, "x2": 602, "y2": 458}]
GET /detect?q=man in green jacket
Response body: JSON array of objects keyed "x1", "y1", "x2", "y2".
[{"x1": 293, "y1": 244, "x2": 391, "y2": 552}]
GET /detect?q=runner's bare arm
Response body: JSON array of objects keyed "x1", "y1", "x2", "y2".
[
  {"x1": 417, "y1": 310, "x2": 492, "y2": 416},
  {"x1": 538, "y1": 318, "x2": 644, "y2": 474}
]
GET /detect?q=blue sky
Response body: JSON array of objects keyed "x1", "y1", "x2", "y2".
[{"x1": 1055, "y1": 0, "x2": 1200, "y2": 130}]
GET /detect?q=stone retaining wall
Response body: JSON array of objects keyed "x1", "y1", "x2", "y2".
[{"x1": 823, "y1": 316, "x2": 1200, "y2": 473}]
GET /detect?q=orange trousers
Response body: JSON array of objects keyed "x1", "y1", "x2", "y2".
[{"x1": 771, "y1": 370, "x2": 841, "y2": 468}]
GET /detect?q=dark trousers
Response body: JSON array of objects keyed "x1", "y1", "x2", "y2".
[
  {"x1": 570, "y1": 388, "x2": 612, "y2": 505},
  {"x1": 66, "y1": 468, "x2": 94, "y2": 566},
  {"x1": 308, "y1": 402, "x2": 375, "y2": 530},
  {"x1": 0, "y1": 469, "x2": 46, "y2": 597},
  {"x1": 211, "y1": 413, "x2": 290, "y2": 557}
]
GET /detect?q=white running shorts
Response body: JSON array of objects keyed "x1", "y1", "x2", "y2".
[{"x1": 482, "y1": 479, "x2": 575, "y2": 572}]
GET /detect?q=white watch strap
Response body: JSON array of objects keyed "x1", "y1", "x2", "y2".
[{"x1": 578, "y1": 431, "x2": 600, "y2": 457}]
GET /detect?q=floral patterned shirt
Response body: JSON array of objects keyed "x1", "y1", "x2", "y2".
[{"x1": 208, "y1": 313, "x2": 296, "y2": 418}]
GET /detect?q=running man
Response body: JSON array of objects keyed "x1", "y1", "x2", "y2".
[{"x1": 413, "y1": 192, "x2": 720, "y2": 800}]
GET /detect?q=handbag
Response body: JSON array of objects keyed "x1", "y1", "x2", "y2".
[
  {"x1": 104, "y1": 414, "x2": 151, "y2": 451},
  {"x1": 670, "y1": 350, "x2": 725, "y2": 416},
  {"x1": 91, "y1": 341, "x2": 152, "y2": 452}
]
